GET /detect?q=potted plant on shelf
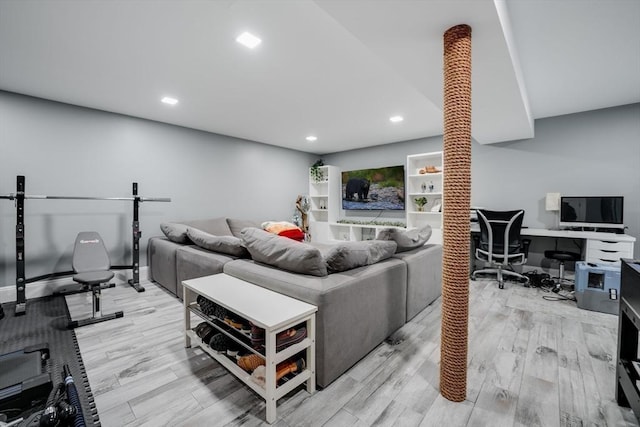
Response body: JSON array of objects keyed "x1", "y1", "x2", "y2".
[
  {"x1": 310, "y1": 159, "x2": 325, "y2": 183},
  {"x1": 414, "y1": 196, "x2": 428, "y2": 212}
]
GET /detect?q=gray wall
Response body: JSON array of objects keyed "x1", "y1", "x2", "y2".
[
  {"x1": 0, "y1": 91, "x2": 314, "y2": 288},
  {"x1": 1, "y1": 91, "x2": 637, "y2": 289},
  {"x1": 324, "y1": 103, "x2": 640, "y2": 260}
]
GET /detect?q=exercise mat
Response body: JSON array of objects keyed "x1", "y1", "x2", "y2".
[{"x1": 0, "y1": 295, "x2": 100, "y2": 425}]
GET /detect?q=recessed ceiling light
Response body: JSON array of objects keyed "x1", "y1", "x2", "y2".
[
  {"x1": 390, "y1": 115, "x2": 404, "y2": 123},
  {"x1": 161, "y1": 97, "x2": 178, "y2": 105},
  {"x1": 306, "y1": 136, "x2": 318, "y2": 142},
  {"x1": 236, "y1": 32, "x2": 262, "y2": 49}
]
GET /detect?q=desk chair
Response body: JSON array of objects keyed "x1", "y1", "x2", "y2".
[
  {"x1": 68, "y1": 232, "x2": 123, "y2": 328},
  {"x1": 472, "y1": 209, "x2": 531, "y2": 289}
]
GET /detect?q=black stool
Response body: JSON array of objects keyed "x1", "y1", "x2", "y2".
[{"x1": 544, "y1": 250, "x2": 581, "y2": 289}]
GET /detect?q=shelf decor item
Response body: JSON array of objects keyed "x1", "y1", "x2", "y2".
[
  {"x1": 418, "y1": 165, "x2": 441, "y2": 174},
  {"x1": 296, "y1": 195, "x2": 311, "y2": 241},
  {"x1": 310, "y1": 159, "x2": 325, "y2": 183},
  {"x1": 406, "y1": 151, "x2": 443, "y2": 242},
  {"x1": 414, "y1": 196, "x2": 428, "y2": 212}
]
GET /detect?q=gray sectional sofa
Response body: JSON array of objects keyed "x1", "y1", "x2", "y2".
[{"x1": 147, "y1": 217, "x2": 442, "y2": 388}]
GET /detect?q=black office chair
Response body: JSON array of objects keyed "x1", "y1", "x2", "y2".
[
  {"x1": 471, "y1": 209, "x2": 531, "y2": 289},
  {"x1": 68, "y1": 231, "x2": 123, "y2": 328}
]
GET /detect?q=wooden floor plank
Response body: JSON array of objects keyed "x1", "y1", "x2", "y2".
[
  {"x1": 369, "y1": 400, "x2": 423, "y2": 427},
  {"x1": 419, "y1": 394, "x2": 474, "y2": 426},
  {"x1": 323, "y1": 408, "x2": 368, "y2": 427},
  {"x1": 467, "y1": 383, "x2": 517, "y2": 427},
  {"x1": 393, "y1": 363, "x2": 440, "y2": 416},
  {"x1": 514, "y1": 375, "x2": 559, "y2": 427}
]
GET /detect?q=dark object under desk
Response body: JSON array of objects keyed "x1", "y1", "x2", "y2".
[{"x1": 616, "y1": 259, "x2": 640, "y2": 421}]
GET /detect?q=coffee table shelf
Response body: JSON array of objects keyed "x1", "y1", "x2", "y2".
[{"x1": 183, "y1": 273, "x2": 317, "y2": 424}]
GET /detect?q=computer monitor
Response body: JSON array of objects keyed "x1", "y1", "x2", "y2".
[{"x1": 559, "y1": 196, "x2": 624, "y2": 230}]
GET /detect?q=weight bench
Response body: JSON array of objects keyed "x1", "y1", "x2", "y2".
[
  {"x1": 0, "y1": 344, "x2": 52, "y2": 420},
  {"x1": 68, "y1": 232, "x2": 123, "y2": 329}
]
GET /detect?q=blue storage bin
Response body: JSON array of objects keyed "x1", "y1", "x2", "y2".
[{"x1": 575, "y1": 261, "x2": 621, "y2": 315}]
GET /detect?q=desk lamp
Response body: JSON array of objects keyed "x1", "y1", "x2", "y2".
[{"x1": 546, "y1": 192, "x2": 561, "y2": 230}]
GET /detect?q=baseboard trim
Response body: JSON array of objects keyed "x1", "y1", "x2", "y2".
[{"x1": 0, "y1": 266, "x2": 149, "y2": 303}]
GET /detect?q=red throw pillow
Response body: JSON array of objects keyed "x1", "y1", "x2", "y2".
[{"x1": 278, "y1": 229, "x2": 305, "y2": 241}]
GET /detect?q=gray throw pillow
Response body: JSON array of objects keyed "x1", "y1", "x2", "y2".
[
  {"x1": 376, "y1": 225, "x2": 432, "y2": 253},
  {"x1": 160, "y1": 222, "x2": 191, "y2": 243},
  {"x1": 324, "y1": 240, "x2": 398, "y2": 273},
  {"x1": 227, "y1": 218, "x2": 261, "y2": 238},
  {"x1": 183, "y1": 217, "x2": 232, "y2": 237},
  {"x1": 241, "y1": 227, "x2": 328, "y2": 277},
  {"x1": 186, "y1": 228, "x2": 248, "y2": 257}
]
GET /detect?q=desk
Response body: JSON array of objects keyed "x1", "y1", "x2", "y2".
[{"x1": 470, "y1": 224, "x2": 636, "y2": 265}]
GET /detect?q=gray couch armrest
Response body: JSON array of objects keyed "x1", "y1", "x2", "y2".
[
  {"x1": 148, "y1": 236, "x2": 186, "y2": 296},
  {"x1": 393, "y1": 244, "x2": 443, "y2": 321}
]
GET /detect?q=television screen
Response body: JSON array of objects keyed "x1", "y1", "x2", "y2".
[
  {"x1": 560, "y1": 196, "x2": 624, "y2": 229},
  {"x1": 341, "y1": 165, "x2": 405, "y2": 210}
]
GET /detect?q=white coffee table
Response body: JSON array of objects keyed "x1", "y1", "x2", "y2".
[{"x1": 183, "y1": 273, "x2": 317, "y2": 424}]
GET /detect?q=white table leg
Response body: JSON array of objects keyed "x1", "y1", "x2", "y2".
[
  {"x1": 184, "y1": 287, "x2": 191, "y2": 348},
  {"x1": 306, "y1": 314, "x2": 316, "y2": 393},
  {"x1": 265, "y1": 327, "x2": 277, "y2": 423}
]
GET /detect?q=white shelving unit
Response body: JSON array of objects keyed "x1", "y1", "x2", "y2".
[
  {"x1": 308, "y1": 154, "x2": 444, "y2": 244},
  {"x1": 308, "y1": 165, "x2": 340, "y2": 244},
  {"x1": 183, "y1": 274, "x2": 317, "y2": 424},
  {"x1": 327, "y1": 222, "x2": 405, "y2": 242},
  {"x1": 406, "y1": 151, "x2": 443, "y2": 244}
]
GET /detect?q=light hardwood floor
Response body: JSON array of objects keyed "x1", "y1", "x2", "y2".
[{"x1": 66, "y1": 277, "x2": 639, "y2": 427}]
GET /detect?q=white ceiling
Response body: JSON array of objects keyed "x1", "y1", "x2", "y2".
[{"x1": 0, "y1": 0, "x2": 638, "y2": 155}]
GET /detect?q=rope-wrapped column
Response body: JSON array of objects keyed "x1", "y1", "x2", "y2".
[{"x1": 440, "y1": 24, "x2": 472, "y2": 402}]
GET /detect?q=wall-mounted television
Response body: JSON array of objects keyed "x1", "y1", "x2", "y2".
[
  {"x1": 559, "y1": 196, "x2": 624, "y2": 230},
  {"x1": 341, "y1": 165, "x2": 405, "y2": 210}
]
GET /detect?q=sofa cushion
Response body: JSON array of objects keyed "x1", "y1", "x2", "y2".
[
  {"x1": 160, "y1": 217, "x2": 233, "y2": 243},
  {"x1": 176, "y1": 246, "x2": 237, "y2": 299},
  {"x1": 241, "y1": 227, "x2": 328, "y2": 277},
  {"x1": 376, "y1": 225, "x2": 432, "y2": 253},
  {"x1": 227, "y1": 218, "x2": 261, "y2": 238},
  {"x1": 183, "y1": 217, "x2": 233, "y2": 237},
  {"x1": 324, "y1": 240, "x2": 398, "y2": 273},
  {"x1": 186, "y1": 228, "x2": 248, "y2": 257},
  {"x1": 160, "y1": 222, "x2": 191, "y2": 243}
]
